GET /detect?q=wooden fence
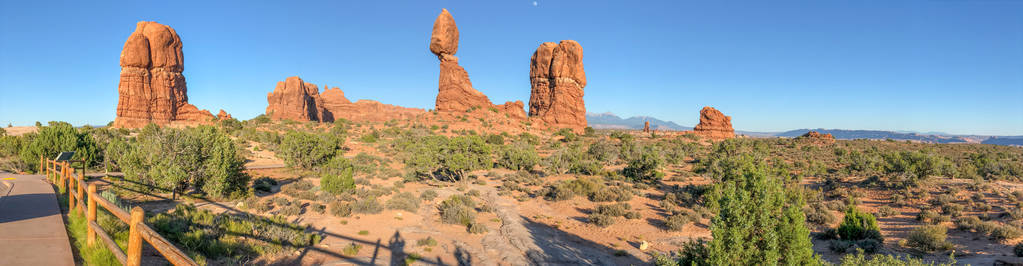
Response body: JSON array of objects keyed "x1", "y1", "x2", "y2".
[{"x1": 42, "y1": 156, "x2": 198, "y2": 266}]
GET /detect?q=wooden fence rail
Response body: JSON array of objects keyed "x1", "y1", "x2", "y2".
[{"x1": 42, "y1": 156, "x2": 198, "y2": 266}]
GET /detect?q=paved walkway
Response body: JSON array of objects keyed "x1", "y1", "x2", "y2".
[{"x1": 0, "y1": 172, "x2": 74, "y2": 266}]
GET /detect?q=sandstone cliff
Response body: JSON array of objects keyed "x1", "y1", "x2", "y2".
[{"x1": 265, "y1": 76, "x2": 424, "y2": 123}]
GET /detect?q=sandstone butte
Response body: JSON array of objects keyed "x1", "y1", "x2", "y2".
[
  {"x1": 113, "y1": 21, "x2": 216, "y2": 128},
  {"x1": 529, "y1": 40, "x2": 588, "y2": 131},
  {"x1": 692, "y1": 106, "x2": 735, "y2": 139},
  {"x1": 798, "y1": 130, "x2": 836, "y2": 144},
  {"x1": 265, "y1": 76, "x2": 424, "y2": 123},
  {"x1": 643, "y1": 121, "x2": 651, "y2": 133},
  {"x1": 430, "y1": 9, "x2": 526, "y2": 119}
]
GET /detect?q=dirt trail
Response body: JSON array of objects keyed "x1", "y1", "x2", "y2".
[{"x1": 473, "y1": 185, "x2": 626, "y2": 265}]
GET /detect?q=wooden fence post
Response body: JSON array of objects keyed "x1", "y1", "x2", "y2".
[
  {"x1": 68, "y1": 169, "x2": 75, "y2": 212},
  {"x1": 76, "y1": 173, "x2": 85, "y2": 214},
  {"x1": 127, "y1": 207, "x2": 144, "y2": 266},
  {"x1": 39, "y1": 155, "x2": 43, "y2": 175},
  {"x1": 87, "y1": 184, "x2": 97, "y2": 246}
]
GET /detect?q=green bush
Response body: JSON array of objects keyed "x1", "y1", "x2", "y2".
[
  {"x1": 837, "y1": 204, "x2": 881, "y2": 242},
  {"x1": 398, "y1": 135, "x2": 492, "y2": 181},
  {"x1": 439, "y1": 194, "x2": 477, "y2": 226},
  {"x1": 623, "y1": 145, "x2": 665, "y2": 182},
  {"x1": 666, "y1": 212, "x2": 695, "y2": 231},
  {"x1": 497, "y1": 142, "x2": 540, "y2": 171},
  {"x1": 588, "y1": 213, "x2": 615, "y2": 227},
  {"x1": 839, "y1": 250, "x2": 956, "y2": 265},
  {"x1": 279, "y1": 130, "x2": 341, "y2": 169},
  {"x1": 253, "y1": 177, "x2": 277, "y2": 193},
  {"x1": 905, "y1": 225, "x2": 953, "y2": 252},
  {"x1": 110, "y1": 125, "x2": 249, "y2": 198},
  {"x1": 321, "y1": 165, "x2": 356, "y2": 195},
  {"x1": 18, "y1": 121, "x2": 100, "y2": 172}
]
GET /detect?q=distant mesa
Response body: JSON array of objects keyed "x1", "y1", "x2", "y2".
[
  {"x1": 113, "y1": 21, "x2": 216, "y2": 128},
  {"x1": 264, "y1": 76, "x2": 424, "y2": 123},
  {"x1": 797, "y1": 130, "x2": 835, "y2": 144},
  {"x1": 529, "y1": 40, "x2": 587, "y2": 131},
  {"x1": 430, "y1": 9, "x2": 527, "y2": 119},
  {"x1": 692, "y1": 106, "x2": 735, "y2": 139}
]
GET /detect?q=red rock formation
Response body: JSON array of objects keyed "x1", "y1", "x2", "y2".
[
  {"x1": 528, "y1": 40, "x2": 587, "y2": 131},
  {"x1": 265, "y1": 76, "x2": 425, "y2": 123},
  {"x1": 798, "y1": 131, "x2": 835, "y2": 144},
  {"x1": 217, "y1": 110, "x2": 233, "y2": 120},
  {"x1": 693, "y1": 106, "x2": 735, "y2": 139},
  {"x1": 113, "y1": 21, "x2": 215, "y2": 128},
  {"x1": 327, "y1": 100, "x2": 425, "y2": 122},
  {"x1": 265, "y1": 76, "x2": 331, "y2": 122},
  {"x1": 429, "y1": 9, "x2": 525, "y2": 120},
  {"x1": 643, "y1": 121, "x2": 651, "y2": 133}
]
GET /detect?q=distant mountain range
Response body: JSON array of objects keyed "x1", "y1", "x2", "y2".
[
  {"x1": 586, "y1": 112, "x2": 689, "y2": 131},
  {"x1": 586, "y1": 113, "x2": 1023, "y2": 146}
]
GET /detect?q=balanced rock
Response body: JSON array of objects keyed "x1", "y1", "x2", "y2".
[
  {"x1": 266, "y1": 76, "x2": 332, "y2": 122},
  {"x1": 693, "y1": 106, "x2": 735, "y2": 139},
  {"x1": 113, "y1": 21, "x2": 215, "y2": 128},
  {"x1": 528, "y1": 40, "x2": 587, "y2": 131},
  {"x1": 643, "y1": 121, "x2": 651, "y2": 133},
  {"x1": 429, "y1": 9, "x2": 524, "y2": 118}
]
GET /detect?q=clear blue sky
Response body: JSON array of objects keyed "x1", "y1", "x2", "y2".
[{"x1": 2, "y1": 1, "x2": 1022, "y2": 135}]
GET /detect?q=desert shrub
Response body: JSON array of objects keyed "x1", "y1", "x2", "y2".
[
  {"x1": 542, "y1": 177, "x2": 603, "y2": 201},
  {"x1": 829, "y1": 240, "x2": 855, "y2": 253},
  {"x1": 439, "y1": 194, "x2": 477, "y2": 226},
  {"x1": 622, "y1": 145, "x2": 665, "y2": 182},
  {"x1": 110, "y1": 125, "x2": 249, "y2": 198},
  {"x1": 321, "y1": 163, "x2": 356, "y2": 195},
  {"x1": 17, "y1": 121, "x2": 101, "y2": 172},
  {"x1": 881, "y1": 151, "x2": 955, "y2": 187},
  {"x1": 651, "y1": 239, "x2": 709, "y2": 266},
  {"x1": 279, "y1": 130, "x2": 341, "y2": 169},
  {"x1": 587, "y1": 141, "x2": 620, "y2": 165},
  {"x1": 311, "y1": 203, "x2": 326, "y2": 214},
  {"x1": 253, "y1": 177, "x2": 277, "y2": 193},
  {"x1": 838, "y1": 250, "x2": 956, "y2": 265},
  {"x1": 149, "y1": 204, "x2": 315, "y2": 260},
  {"x1": 467, "y1": 222, "x2": 487, "y2": 234},
  {"x1": 329, "y1": 201, "x2": 352, "y2": 217},
  {"x1": 805, "y1": 204, "x2": 837, "y2": 227},
  {"x1": 420, "y1": 189, "x2": 438, "y2": 201},
  {"x1": 666, "y1": 212, "x2": 696, "y2": 231},
  {"x1": 588, "y1": 213, "x2": 615, "y2": 227},
  {"x1": 589, "y1": 186, "x2": 633, "y2": 202},
  {"x1": 279, "y1": 203, "x2": 302, "y2": 216},
  {"x1": 341, "y1": 243, "x2": 362, "y2": 256},
  {"x1": 594, "y1": 203, "x2": 630, "y2": 217},
  {"x1": 351, "y1": 197, "x2": 383, "y2": 214},
  {"x1": 837, "y1": 205, "x2": 882, "y2": 243},
  {"x1": 905, "y1": 225, "x2": 953, "y2": 252},
  {"x1": 545, "y1": 143, "x2": 601, "y2": 175},
  {"x1": 497, "y1": 142, "x2": 540, "y2": 171},
  {"x1": 877, "y1": 206, "x2": 898, "y2": 217},
  {"x1": 386, "y1": 192, "x2": 420, "y2": 212},
  {"x1": 917, "y1": 209, "x2": 940, "y2": 224},
  {"x1": 1015, "y1": 243, "x2": 1023, "y2": 257}
]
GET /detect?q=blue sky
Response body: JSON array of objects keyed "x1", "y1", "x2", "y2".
[{"x1": 1, "y1": 1, "x2": 1022, "y2": 135}]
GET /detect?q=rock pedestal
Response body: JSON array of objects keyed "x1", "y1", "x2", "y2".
[
  {"x1": 113, "y1": 21, "x2": 215, "y2": 128},
  {"x1": 528, "y1": 40, "x2": 587, "y2": 131}
]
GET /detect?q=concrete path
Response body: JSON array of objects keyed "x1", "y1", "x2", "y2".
[{"x1": 0, "y1": 172, "x2": 75, "y2": 266}]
